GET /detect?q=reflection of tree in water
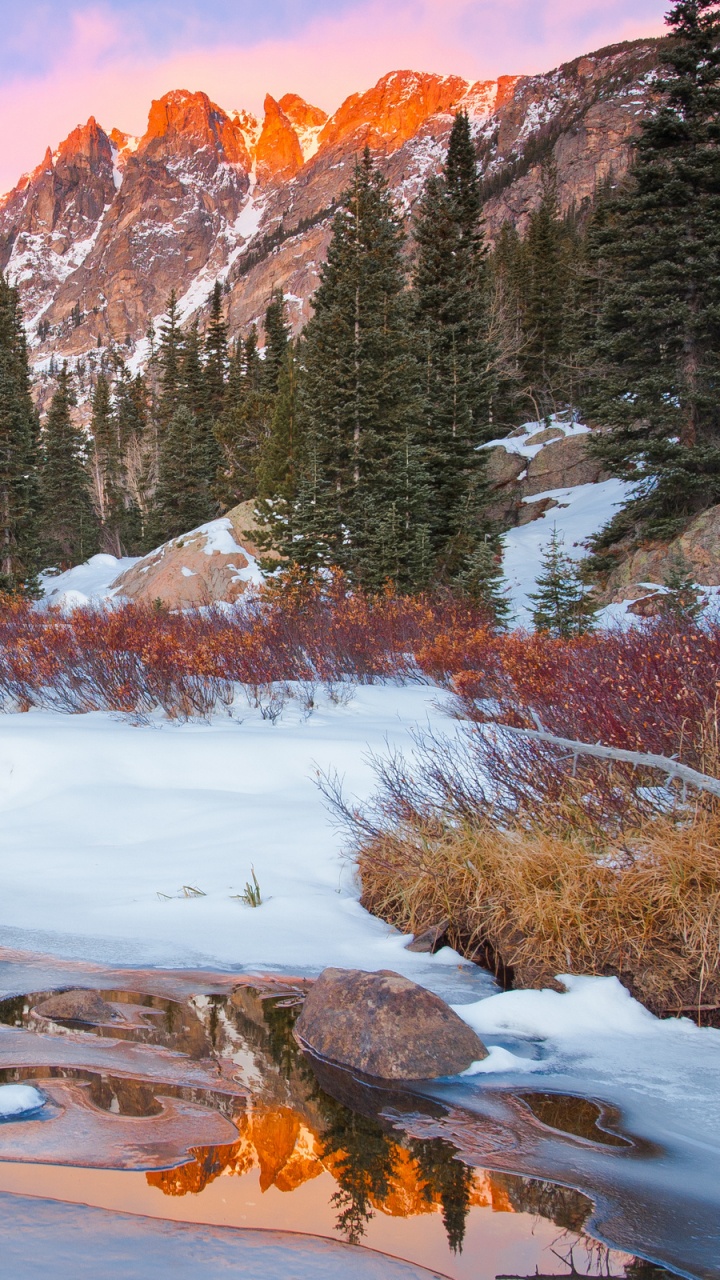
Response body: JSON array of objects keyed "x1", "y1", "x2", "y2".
[
  {"x1": 492, "y1": 1171, "x2": 591, "y2": 1234},
  {"x1": 317, "y1": 1093, "x2": 473, "y2": 1253},
  {"x1": 410, "y1": 1136, "x2": 473, "y2": 1254},
  {"x1": 319, "y1": 1099, "x2": 397, "y2": 1245}
]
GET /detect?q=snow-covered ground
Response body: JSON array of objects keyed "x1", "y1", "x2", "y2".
[
  {"x1": 501, "y1": 477, "x2": 634, "y2": 626},
  {"x1": 0, "y1": 684, "x2": 485, "y2": 995}
]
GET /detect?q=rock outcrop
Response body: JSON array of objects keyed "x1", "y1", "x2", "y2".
[
  {"x1": 603, "y1": 504, "x2": 720, "y2": 605},
  {"x1": 483, "y1": 420, "x2": 606, "y2": 528},
  {"x1": 294, "y1": 967, "x2": 487, "y2": 1080}
]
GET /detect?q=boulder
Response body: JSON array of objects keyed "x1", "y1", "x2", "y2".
[
  {"x1": 484, "y1": 446, "x2": 526, "y2": 490},
  {"x1": 517, "y1": 495, "x2": 560, "y2": 525},
  {"x1": 524, "y1": 434, "x2": 604, "y2": 496},
  {"x1": 294, "y1": 967, "x2": 487, "y2": 1080},
  {"x1": 109, "y1": 503, "x2": 264, "y2": 608},
  {"x1": 34, "y1": 989, "x2": 119, "y2": 1024}
]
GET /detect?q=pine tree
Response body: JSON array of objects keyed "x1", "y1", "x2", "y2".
[
  {"x1": 256, "y1": 342, "x2": 301, "y2": 503},
  {"x1": 112, "y1": 368, "x2": 148, "y2": 552},
  {"x1": 661, "y1": 548, "x2": 702, "y2": 617},
  {"x1": 261, "y1": 288, "x2": 291, "y2": 396},
  {"x1": 521, "y1": 166, "x2": 567, "y2": 407},
  {"x1": 204, "y1": 281, "x2": 228, "y2": 422},
  {"x1": 294, "y1": 149, "x2": 431, "y2": 590},
  {"x1": 0, "y1": 275, "x2": 40, "y2": 592},
  {"x1": 156, "y1": 290, "x2": 184, "y2": 436},
  {"x1": 214, "y1": 327, "x2": 271, "y2": 507},
  {"x1": 89, "y1": 372, "x2": 125, "y2": 556},
  {"x1": 529, "y1": 528, "x2": 595, "y2": 637},
  {"x1": 152, "y1": 405, "x2": 216, "y2": 541},
  {"x1": 455, "y1": 539, "x2": 511, "y2": 629},
  {"x1": 413, "y1": 113, "x2": 494, "y2": 577},
  {"x1": 585, "y1": 0, "x2": 720, "y2": 547},
  {"x1": 39, "y1": 367, "x2": 99, "y2": 568}
]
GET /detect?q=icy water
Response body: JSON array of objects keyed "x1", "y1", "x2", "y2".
[{"x1": 0, "y1": 950, "x2": 710, "y2": 1280}]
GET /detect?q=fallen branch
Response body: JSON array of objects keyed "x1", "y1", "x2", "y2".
[{"x1": 493, "y1": 724, "x2": 720, "y2": 799}]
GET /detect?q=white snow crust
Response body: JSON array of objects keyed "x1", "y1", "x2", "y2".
[
  {"x1": 501, "y1": 478, "x2": 634, "y2": 626},
  {"x1": 0, "y1": 686, "x2": 481, "y2": 992},
  {"x1": 0, "y1": 1084, "x2": 44, "y2": 1117},
  {"x1": 39, "y1": 554, "x2": 139, "y2": 610}
]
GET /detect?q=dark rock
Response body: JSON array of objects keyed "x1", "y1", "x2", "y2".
[
  {"x1": 294, "y1": 967, "x2": 487, "y2": 1080},
  {"x1": 484, "y1": 446, "x2": 527, "y2": 490},
  {"x1": 517, "y1": 496, "x2": 560, "y2": 525},
  {"x1": 405, "y1": 919, "x2": 450, "y2": 953},
  {"x1": 34, "y1": 989, "x2": 119, "y2": 1025},
  {"x1": 524, "y1": 434, "x2": 604, "y2": 496}
]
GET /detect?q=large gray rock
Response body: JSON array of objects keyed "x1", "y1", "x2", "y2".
[
  {"x1": 294, "y1": 967, "x2": 487, "y2": 1080},
  {"x1": 34, "y1": 989, "x2": 119, "y2": 1025}
]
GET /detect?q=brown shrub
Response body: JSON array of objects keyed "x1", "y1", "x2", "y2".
[{"x1": 357, "y1": 806, "x2": 720, "y2": 1020}]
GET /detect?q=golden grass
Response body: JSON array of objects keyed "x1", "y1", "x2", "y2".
[{"x1": 358, "y1": 805, "x2": 720, "y2": 1019}]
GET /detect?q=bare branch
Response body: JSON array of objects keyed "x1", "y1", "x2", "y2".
[{"x1": 495, "y1": 724, "x2": 720, "y2": 799}]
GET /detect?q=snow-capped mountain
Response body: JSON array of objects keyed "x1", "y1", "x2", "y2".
[{"x1": 0, "y1": 38, "x2": 658, "y2": 377}]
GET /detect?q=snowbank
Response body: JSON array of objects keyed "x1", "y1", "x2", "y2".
[
  {"x1": 39, "y1": 554, "x2": 138, "y2": 610},
  {"x1": 0, "y1": 1084, "x2": 44, "y2": 1117},
  {"x1": 501, "y1": 478, "x2": 634, "y2": 626}
]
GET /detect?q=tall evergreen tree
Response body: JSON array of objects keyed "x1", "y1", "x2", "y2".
[
  {"x1": 88, "y1": 371, "x2": 125, "y2": 555},
  {"x1": 293, "y1": 149, "x2": 430, "y2": 590},
  {"x1": 585, "y1": 0, "x2": 720, "y2": 547},
  {"x1": 156, "y1": 290, "x2": 184, "y2": 436},
  {"x1": 262, "y1": 288, "x2": 291, "y2": 396},
  {"x1": 413, "y1": 113, "x2": 494, "y2": 577},
  {"x1": 521, "y1": 166, "x2": 567, "y2": 405},
  {"x1": 0, "y1": 275, "x2": 40, "y2": 592},
  {"x1": 204, "y1": 281, "x2": 228, "y2": 422},
  {"x1": 152, "y1": 405, "x2": 216, "y2": 541},
  {"x1": 214, "y1": 325, "x2": 272, "y2": 507},
  {"x1": 256, "y1": 341, "x2": 301, "y2": 503},
  {"x1": 39, "y1": 367, "x2": 98, "y2": 568}
]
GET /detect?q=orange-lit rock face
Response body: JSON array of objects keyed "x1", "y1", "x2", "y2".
[
  {"x1": 278, "y1": 94, "x2": 329, "y2": 132},
  {"x1": 318, "y1": 71, "x2": 470, "y2": 154},
  {"x1": 255, "y1": 95, "x2": 305, "y2": 184},
  {"x1": 0, "y1": 41, "x2": 658, "y2": 377},
  {"x1": 141, "y1": 89, "x2": 252, "y2": 171}
]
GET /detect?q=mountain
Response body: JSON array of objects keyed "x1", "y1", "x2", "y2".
[{"x1": 0, "y1": 38, "x2": 659, "y2": 381}]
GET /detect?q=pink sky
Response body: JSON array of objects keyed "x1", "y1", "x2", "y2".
[{"x1": 0, "y1": 0, "x2": 668, "y2": 196}]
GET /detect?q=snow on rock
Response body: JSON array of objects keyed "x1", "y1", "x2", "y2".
[
  {"x1": 109, "y1": 510, "x2": 265, "y2": 607},
  {"x1": 39, "y1": 554, "x2": 139, "y2": 611},
  {"x1": 0, "y1": 1084, "x2": 45, "y2": 1117},
  {"x1": 482, "y1": 415, "x2": 590, "y2": 461}
]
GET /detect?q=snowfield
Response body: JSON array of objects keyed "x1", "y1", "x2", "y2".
[{"x1": 0, "y1": 684, "x2": 484, "y2": 992}]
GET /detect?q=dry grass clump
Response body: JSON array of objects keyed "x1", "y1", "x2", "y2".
[{"x1": 358, "y1": 805, "x2": 720, "y2": 1018}]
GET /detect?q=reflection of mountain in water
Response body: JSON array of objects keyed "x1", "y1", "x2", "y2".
[{"x1": 0, "y1": 972, "x2": 687, "y2": 1274}]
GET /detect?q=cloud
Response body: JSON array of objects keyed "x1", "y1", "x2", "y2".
[{"x1": 0, "y1": 0, "x2": 668, "y2": 196}]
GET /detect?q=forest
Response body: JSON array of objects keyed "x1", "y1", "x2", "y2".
[{"x1": 0, "y1": 0, "x2": 717, "y2": 634}]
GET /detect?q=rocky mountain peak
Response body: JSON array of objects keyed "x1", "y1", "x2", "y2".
[
  {"x1": 278, "y1": 94, "x2": 328, "y2": 131},
  {"x1": 141, "y1": 89, "x2": 251, "y2": 170},
  {"x1": 54, "y1": 117, "x2": 112, "y2": 173},
  {"x1": 255, "y1": 94, "x2": 305, "y2": 184},
  {"x1": 318, "y1": 69, "x2": 471, "y2": 153}
]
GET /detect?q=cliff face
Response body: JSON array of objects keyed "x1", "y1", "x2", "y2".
[{"x1": 0, "y1": 38, "x2": 659, "y2": 374}]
